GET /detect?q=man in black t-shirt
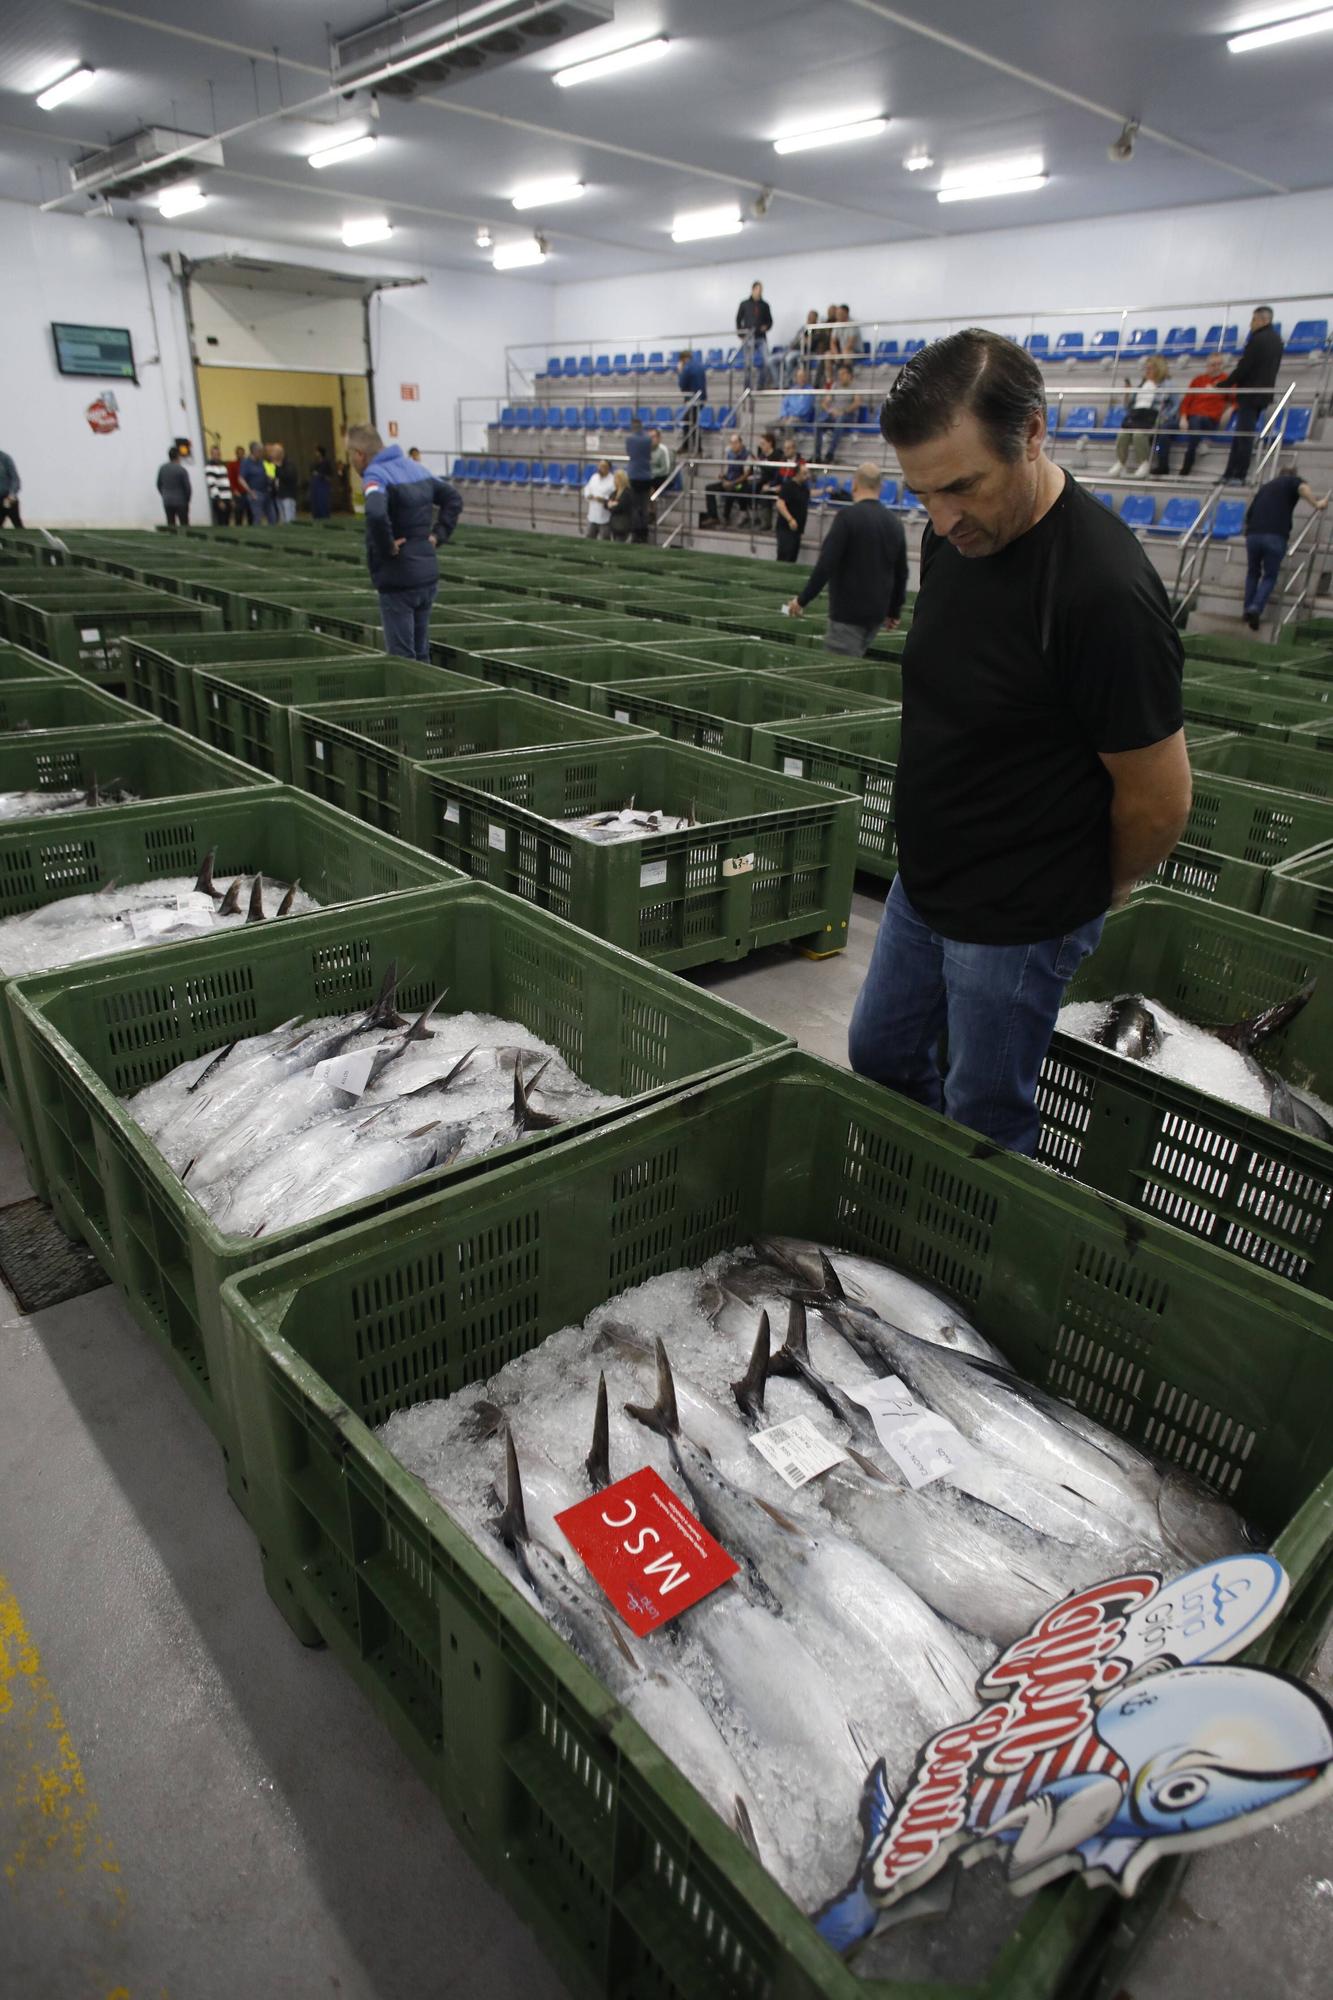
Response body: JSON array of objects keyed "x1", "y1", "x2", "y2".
[
  {"x1": 847, "y1": 328, "x2": 1191, "y2": 1154},
  {"x1": 785, "y1": 461, "x2": 908, "y2": 653},
  {"x1": 1242, "y1": 462, "x2": 1328, "y2": 629},
  {"x1": 774, "y1": 459, "x2": 811, "y2": 562}
]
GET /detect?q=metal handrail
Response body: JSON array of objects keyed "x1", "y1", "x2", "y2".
[
  {"x1": 1253, "y1": 382, "x2": 1297, "y2": 487},
  {"x1": 1275, "y1": 502, "x2": 1333, "y2": 631},
  {"x1": 1170, "y1": 479, "x2": 1231, "y2": 622}
]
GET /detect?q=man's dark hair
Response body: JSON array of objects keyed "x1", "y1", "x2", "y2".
[
  {"x1": 630, "y1": 417, "x2": 642, "y2": 431},
  {"x1": 168, "y1": 445, "x2": 179, "y2": 460},
  {"x1": 1255, "y1": 304, "x2": 1274, "y2": 321},
  {"x1": 880, "y1": 328, "x2": 1046, "y2": 461}
]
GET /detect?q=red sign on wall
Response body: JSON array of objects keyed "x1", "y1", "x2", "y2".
[
  {"x1": 387, "y1": 420, "x2": 399, "y2": 438},
  {"x1": 556, "y1": 1467, "x2": 738, "y2": 1636},
  {"x1": 401, "y1": 383, "x2": 420, "y2": 401}
]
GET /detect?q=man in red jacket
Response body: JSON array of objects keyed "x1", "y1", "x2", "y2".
[{"x1": 1153, "y1": 355, "x2": 1230, "y2": 476}]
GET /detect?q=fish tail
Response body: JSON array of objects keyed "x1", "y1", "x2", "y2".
[
  {"x1": 194, "y1": 847, "x2": 218, "y2": 898},
  {"x1": 217, "y1": 878, "x2": 242, "y2": 918},
  {"x1": 812, "y1": 1759, "x2": 898, "y2": 1954},
  {"x1": 624, "y1": 1336, "x2": 680, "y2": 1440},
  {"x1": 246, "y1": 875, "x2": 266, "y2": 924},
  {"x1": 731, "y1": 1796, "x2": 762, "y2": 1864},
  {"x1": 585, "y1": 1372, "x2": 611, "y2": 1491},
  {"x1": 497, "y1": 1427, "x2": 530, "y2": 1550},
  {"x1": 276, "y1": 879, "x2": 299, "y2": 918},
  {"x1": 729, "y1": 1310, "x2": 771, "y2": 1420},
  {"x1": 1218, "y1": 978, "x2": 1317, "y2": 1052},
  {"x1": 513, "y1": 1055, "x2": 556, "y2": 1133}
]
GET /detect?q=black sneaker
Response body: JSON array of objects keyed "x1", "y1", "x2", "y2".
[{"x1": 1243, "y1": 611, "x2": 1260, "y2": 631}]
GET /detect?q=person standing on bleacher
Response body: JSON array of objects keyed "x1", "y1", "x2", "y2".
[
  {"x1": 677, "y1": 349, "x2": 707, "y2": 454},
  {"x1": 624, "y1": 418, "x2": 654, "y2": 543},
  {"x1": 848, "y1": 330, "x2": 1190, "y2": 1155},
  {"x1": 346, "y1": 422, "x2": 463, "y2": 661},
  {"x1": 1241, "y1": 460, "x2": 1328, "y2": 630},
  {"x1": 736, "y1": 280, "x2": 773, "y2": 389},
  {"x1": 1220, "y1": 306, "x2": 1285, "y2": 483}
]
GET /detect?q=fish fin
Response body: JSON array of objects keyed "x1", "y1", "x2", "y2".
[
  {"x1": 600, "y1": 1608, "x2": 640, "y2": 1671},
  {"x1": 624, "y1": 1336, "x2": 680, "y2": 1440},
  {"x1": 217, "y1": 877, "x2": 243, "y2": 918},
  {"x1": 193, "y1": 847, "x2": 218, "y2": 898},
  {"x1": 513, "y1": 1054, "x2": 560, "y2": 1133},
  {"x1": 585, "y1": 1372, "x2": 611, "y2": 1491},
  {"x1": 729, "y1": 1311, "x2": 771, "y2": 1420},
  {"x1": 84, "y1": 771, "x2": 100, "y2": 809},
  {"x1": 753, "y1": 1495, "x2": 805, "y2": 1535},
  {"x1": 404, "y1": 1046, "x2": 476, "y2": 1098},
  {"x1": 989, "y1": 1776, "x2": 1122, "y2": 1877},
  {"x1": 1217, "y1": 978, "x2": 1318, "y2": 1053},
  {"x1": 844, "y1": 1443, "x2": 892, "y2": 1485},
  {"x1": 246, "y1": 875, "x2": 266, "y2": 924},
  {"x1": 847, "y1": 1719, "x2": 878, "y2": 1775},
  {"x1": 817, "y1": 1249, "x2": 847, "y2": 1301},
  {"x1": 276, "y1": 879, "x2": 299, "y2": 918},
  {"x1": 591, "y1": 1318, "x2": 647, "y2": 1360},
  {"x1": 407, "y1": 991, "x2": 447, "y2": 1041},
  {"x1": 186, "y1": 1040, "x2": 237, "y2": 1092},
  {"x1": 463, "y1": 1398, "x2": 507, "y2": 1441},
  {"x1": 731, "y1": 1796, "x2": 762, "y2": 1864},
  {"x1": 362, "y1": 961, "x2": 405, "y2": 1031},
  {"x1": 862, "y1": 1758, "x2": 897, "y2": 1847},
  {"x1": 776, "y1": 1295, "x2": 811, "y2": 1370},
  {"x1": 497, "y1": 1426, "x2": 529, "y2": 1550}
]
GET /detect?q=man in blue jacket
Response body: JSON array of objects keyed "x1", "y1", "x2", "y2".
[
  {"x1": 677, "y1": 348, "x2": 707, "y2": 454},
  {"x1": 346, "y1": 425, "x2": 463, "y2": 660}
]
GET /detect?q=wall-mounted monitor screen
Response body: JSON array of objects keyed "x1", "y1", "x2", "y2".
[{"x1": 52, "y1": 322, "x2": 137, "y2": 382}]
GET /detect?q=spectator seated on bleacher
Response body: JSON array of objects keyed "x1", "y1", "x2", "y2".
[
  {"x1": 699, "y1": 432, "x2": 754, "y2": 528},
  {"x1": 779, "y1": 364, "x2": 817, "y2": 447},
  {"x1": 814, "y1": 363, "x2": 870, "y2": 464},
  {"x1": 1151, "y1": 355, "x2": 1230, "y2": 477}
]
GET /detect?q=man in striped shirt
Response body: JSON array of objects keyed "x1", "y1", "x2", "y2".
[{"x1": 203, "y1": 447, "x2": 233, "y2": 527}]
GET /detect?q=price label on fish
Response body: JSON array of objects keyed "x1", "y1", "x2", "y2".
[
  {"x1": 312, "y1": 1047, "x2": 378, "y2": 1098},
  {"x1": 843, "y1": 1377, "x2": 974, "y2": 1490},
  {"x1": 555, "y1": 1467, "x2": 738, "y2": 1636},
  {"x1": 750, "y1": 1416, "x2": 846, "y2": 1489}
]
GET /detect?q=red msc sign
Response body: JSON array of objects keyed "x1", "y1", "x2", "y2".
[
  {"x1": 556, "y1": 1467, "x2": 738, "y2": 1635},
  {"x1": 401, "y1": 383, "x2": 420, "y2": 401}
]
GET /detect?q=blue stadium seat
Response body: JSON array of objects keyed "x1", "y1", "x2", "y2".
[
  {"x1": 653, "y1": 405, "x2": 673, "y2": 426},
  {"x1": 1089, "y1": 329, "x2": 1121, "y2": 359},
  {"x1": 613, "y1": 353, "x2": 630, "y2": 375},
  {"x1": 1046, "y1": 404, "x2": 1060, "y2": 435},
  {"x1": 706, "y1": 347, "x2": 724, "y2": 367},
  {"x1": 1211, "y1": 500, "x2": 1246, "y2": 541},
  {"x1": 499, "y1": 406, "x2": 516, "y2": 429},
  {"x1": 547, "y1": 407, "x2": 564, "y2": 431},
  {"x1": 1125, "y1": 327, "x2": 1159, "y2": 354},
  {"x1": 1091, "y1": 489, "x2": 1115, "y2": 510},
  {"x1": 1094, "y1": 407, "x2": 1126, "y2": 440},
  {"x1": 496, "y1": 461, "x2": 512, "y2": 485},
  {"x1": 577, "y1": 356, "x2": 594, "y2": 377},
  {"x1": 714, "y1": 405, "x2": 734, "y2": 428},
  {"x1": 1283, "y1": 406, "x2": 1313, "y2": 444},
  {"x1": 511, "y1": 462, "x2": 529, "y2": 486},
  {"x1": 1287, "y1": 318, "x2": 1329, "y2": 356},
  {"x1": 531, "y1": 463, "x2": 548, "y2": 487},
  {"x1": 565, "y1": 463, "x2": 581, "y2": 487},
  {"x1": 1193, "y1": 324, "x2": 1225, "y2": 357},
  {"x1": 1219, "y1": 323, "x2": 1240, "y2": 353},
  {"x1": 874, "y1": 340, "x2": 901, "y2": 366},
  {"x1": 563, "y1": 405, "x2": 580, "y2": 428},
  {"x1": 612, "y1": 405, "x2": 631, "y2": 428},
  {"x1": 514, "y1": 405, "x2": 531, "y2": 428},
  {"x1": 636, "y1": 404, "x2": 653, "y2": 424},
  {"x1": 543, "y1": 357, "x2": 560, "y2": 378},
  {"x1": 1119, "y1": 495, "x2": 1155, "y2": 530},
  {"x1": 452, "y1": 456, "x2": 468, "y2": 478},
  {"x1": 482, "y1": 458, "x2": 498, "y2": 482},
  {"x1": 465, "y1": 457, "x2": 481, "y2": 481},
  {"x1": 1148, "y1": 497, "x2": 1200, "y2": 538},
  {"x1": 1163, "y1": 325, "x2": 1197, "y2": 358},
  {"x1": 724, "y1": 346, "x2": 743, "y2": 368},
  {"x1": 699, "y1": 406, "x2": 717, "y2": 431},
  {"x1": 530, "y1": 407, "x2": 547, "y2": 430},
  {"x1": 594, "y1": 355, "x2": 611, "y2": 376},
  {"x1": 1062, "y1": 404, "x2": 1100, "y2": 436},
  {"x1": 630, "y1": 351, "x2": 646, "y2": 372},
  {"x1": 648, "y1": 351, "x2": 665, "y2": 373},
  {"x1": 902, "y1": 339, "x2": 925, "y2": 358},
  {"x1": 815, "y1": 474, "x2": 840, "y2": 506},
  {"x1": 1025, "y1": 335, "x2": 1050, "y2": 359},
  {"x1": 1054, "y1": 332, "x2": 1085, "y2": 361},
  {"x1": 879, "y1": 478, "x2": 899, "y2": 507},
  {"x1": 900, "y1": 486, "x2": 923, "y2": 513}
]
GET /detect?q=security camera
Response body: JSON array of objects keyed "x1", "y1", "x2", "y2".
[
  {"x1": 751, "y1": 186, "x2": 774, "y2": 219},
  {"x1": 1109, "y1": 119, "x2": 1139, "y2": 163}
]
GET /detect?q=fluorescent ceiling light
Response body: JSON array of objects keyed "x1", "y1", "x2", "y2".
[
  {"x1": 492, "y1": 237, "x2": 547, "y2": 270},
  {"x1": 510, "y1": 177, "x2": 584, "y2": 211},
  {"x1": 1228, "y1": 5, "x2": 1333, "y2": 50},
  {"x1": 552, "y1": 36, "x2": 669, "y2": 87},
  {"x1": 157, "y1": 181, "x2": 207, "y2": 218},
  {"x1": 938, "y1": 175, "x2": 1047, "y2": 203},
  {"x1": 936, "y1": 154, "x2": 1047, "y2": 202},
  {"x1": 773, "y1": 116, "x2": 887, "y2": 156},
  {"x1": 671, "y1": 204, "x2": 743, "y2": 243},
  {"x1": 36, "y1": 65, "x2": 95, "y2": 111},
  {"x1": 341, "y1": 214, "x2": 393, "y2": 246},
  {"x1": 903, "y1": 151, "x2": 933, "y2": 171},
  {"x1": 308, "y1": 132, "x2": 377, "y2": 169}
]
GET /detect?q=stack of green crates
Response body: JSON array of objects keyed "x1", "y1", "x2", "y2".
[
  {"x1": 126, "y1": 629, "x2": 383, "y2": 734},
  {"x1": 0, "y1": 582, "x2": 224, "y2": 681},
  {"x1": 588, "y1": 667, "x2": 895, "y2": 760},
  {"x1": 191, "y1": 656, "x2": 488, "y2": 780}
]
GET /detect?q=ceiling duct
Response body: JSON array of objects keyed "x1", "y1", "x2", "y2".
[
  {"x1": 70, "y1": 128, "x2": 224, "y2": 200},
  {"x1": 331, "y1": 0, "x2": 613, "y2": 99}
]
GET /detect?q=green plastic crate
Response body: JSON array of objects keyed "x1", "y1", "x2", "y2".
[
  {"x1": 1183, "y1": 632, "x2": 1333, "y2": 674},
  {"x1": 588, "y1": 669, "x2": 894, "y2": 760},
  {"x1": 1263, "y1": 844, "x2": 1333, "y2": 937},
  {"x1": 0, "y1": 722, "x2": 276, "y2": 814},
  {"x1": 10, "y1": 881, "x2": 787, "y2": 1506},
  {"x1": 628, "y1": 635, "x2": 832, "y2": 674},
  {"x1": 472, "y1": 642, "x2": 740, "y2": 710},
  {"x1": 1189, "y1": 736, "x2": 1333, "y2": 798},
  {"x1": 1195, "y1": 668, "x2": 1333, "y2": 704},
  {"x1": 750, "y1": 710, "x2": 904, "y2": 878},
  {"x1": 237, "y1": 588, "x2": 385, "y2": 633},
  {"x1": 220, "y1": 1050, "x2": 1333, "y2": 2000},
  {"x1": 193, "y1": 657, "x2": 487, "y2": 781},
  {"x1": 428, "y1": 623, "x2": 590, "y2": 670},
  {"x1": 1292, "y1": 618, "x2": 1333, "y2": 648},
  {"x1": 0, "y1": 678, "x2": 149, "y2": 736},
  {"x1": 289, "y1": 689, "x2": 649, "y2": 838},
  {"x1": 766, "y1": 657, "x2": 906, "y2": 706},
  {"x1": 1181, "y1": 682, "x2": 1331, "y2": 740},
  {"x1": 1062, "y1": 888, "x2": 1333, "y2": 1110},
  {"x1": 0, "y1": 644, "x2": 76, "y2": 684},
  {"x1": 410, "y1": 735, "x2": 858, "y2": 967},
  {"x1": 1146, "y1": 771, "x2": 1333, "y2": 913},
  {"x1": 127, "y1": 630, "x2": 382, "y2": 734},
  {"x1": 1, "y1": 586, "x2": 224, "y2": 682},
  {"x1": 0, "y1": 786, "x2": 456, "y2": 1194}
]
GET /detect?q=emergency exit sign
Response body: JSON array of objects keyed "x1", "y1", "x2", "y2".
[{"x1": 401, "y1": 383, "x2": 420, "y2": 401}]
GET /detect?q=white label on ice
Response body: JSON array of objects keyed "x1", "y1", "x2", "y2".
[
  {"x1": 721, "y1": 852, "x2": 755, "y2": 879},
  {"x1": 126, "y1": 907, "x2": 184, "y2": 941},
  {"x1": 177, "y1": 891, "x2": 216, "y2": 915},
  {"x1": 443, "y1": 799, "x2": 460, "y2": 824},
  {"x1": 312, "y1": 1047, "x2": 377, "y2": 1097},
  {"x1": 640, "y1": 859, "x2": 668, "y2": 889},
  {"x1": 487, "y1": 823, "x2": 506, "y2": 851},
  {"x1": 614, "y1": 708, "x2": 631, "y2": 725},
  {"x1": 314, "y1": 739, "x2": 326, "y2": 763},
  {"x1": 782, "y1": 755, "x2": 805, "y2": 778},
  {"x1": 843, "y1": 1376, "x2": 973, "y2": 1490},
  {"x1": 80, "y1": 626, "x2": 101, "y2": 642},
  {"x1": 750, "y1": 1417, "x2": 846, "y2": 1489}
]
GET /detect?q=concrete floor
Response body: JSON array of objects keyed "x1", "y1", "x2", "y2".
[{"x1": 2, "y1": 877, "x2": 1330, "y2": 1999}]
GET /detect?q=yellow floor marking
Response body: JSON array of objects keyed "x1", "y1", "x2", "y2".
[{"x1": 0, "y1": 1569, "x2": 128, "y2": 1931}]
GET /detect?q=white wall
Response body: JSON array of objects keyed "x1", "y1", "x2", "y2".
[
  {"x1": 547, "y1": 186, "x2": 1333, "y2": 352},
  {"x1": 0, "y1": 197, "x2": 552, "y2": 527}
]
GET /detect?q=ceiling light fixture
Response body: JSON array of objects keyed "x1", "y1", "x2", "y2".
[
  {"x1": 492, "y1": 235, "x2": 547, "y2": 269},
  {"x1": 1227, "y1": 5, "x2": 1333, "y2": 51},
  {"x1": 552, "y1": 36, "x2": 670, "y2": 87},
  {"x1": 903, "y1": 151, "x2": 933, "y2": 171},
  {"x1": 341, "y1": 214, "x2": 394, "y2": 246},
  {"x1": 671, "y1": 203, "x2": 743, "y2": 243},
  {"x1": 936, "y1": 154, "x2": 1048, "y2": 203},
  {"x1": 308, "y1": 132, "x2": 378, "y2": 169},
  {"x1": 156, "y1": 181, "x2": 208, "y2": 218},
  {"x1": 476, "y1": 224, "x2": 493, "y2": 248},
  {"x1": 772, "y1": 116, "x2": 888, "y2": 156},
  {"x1": 35, "y1": 65, "x2": 96, "y2": 111},
  {"x1": 510, "y1": 177, "x2": 585, "y2": 211}
]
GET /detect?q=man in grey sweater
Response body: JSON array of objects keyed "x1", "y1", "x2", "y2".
[{"x1": 156, "y1": 446, "x2": 192, "y2": 529}]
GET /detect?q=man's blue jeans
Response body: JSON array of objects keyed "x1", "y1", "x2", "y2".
[
  {"x1": 1244, "y1": 532, "x2": 1287, "y2": 618},
  {"x1": 379, "y1": 581, "x2": 437, "y2": 661},
  {"x1": 848, "y1": 876, "x2": 1105, "y2": 1154}
]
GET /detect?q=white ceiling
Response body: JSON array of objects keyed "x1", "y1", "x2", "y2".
[{"x1": 1, "y1": 0, "x2": 1331, "y2": 283}]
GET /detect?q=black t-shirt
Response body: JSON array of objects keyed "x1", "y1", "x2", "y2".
[
  {"x1": 894, "y1": 474, "x2": 1184, "y2": 944},
  {"x1": 1246, "y1": 473, "x2": 1302, "y2": 538},
  {"x1": 778, "y1": 476, "x2": 809, "y2": 532}
]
